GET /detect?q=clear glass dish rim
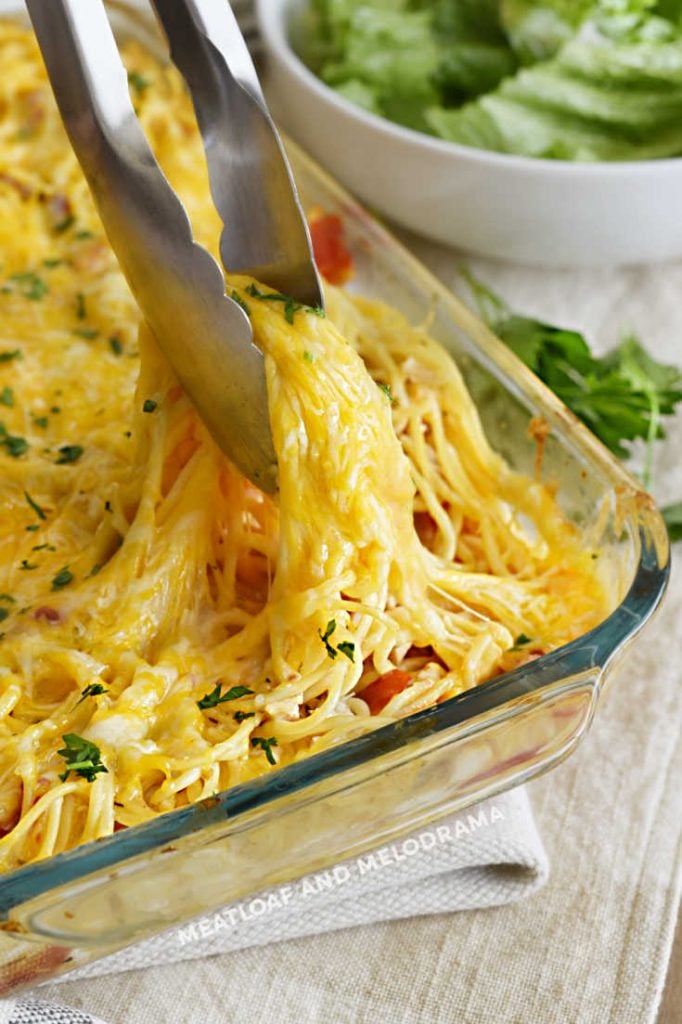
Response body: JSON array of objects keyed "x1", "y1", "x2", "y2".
[{"x1": 0, "y1": 71, "x2": 671, "y2": 917}]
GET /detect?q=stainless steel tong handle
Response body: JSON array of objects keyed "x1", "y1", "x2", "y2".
[{"x1": 25, "y1": 0, "x2": 322, "y2": 494}]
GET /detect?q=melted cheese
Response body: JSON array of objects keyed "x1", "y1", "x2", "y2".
[{"x1": 0, "y1": 24, "x2": 609, "y2": 870}]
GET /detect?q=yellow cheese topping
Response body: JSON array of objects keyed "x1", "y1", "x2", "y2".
[{"x1": 0, "y1": 24, "x2": 608, "y2": 870}]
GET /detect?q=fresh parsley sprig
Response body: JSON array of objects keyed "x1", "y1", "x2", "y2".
[
  {"x1": 463, "y1": 270, "x2": 682, "y2": 539},
  {"x1": 197, "y1": 682, "x2": 254, "y2": 710},
  {"x1": 58, "y1": 733, "x2": 108, "y2": 783},
  {"x1": 318, "y1": 618, "x2": 356, "y2": 662}
]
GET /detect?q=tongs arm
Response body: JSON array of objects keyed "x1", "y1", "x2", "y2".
[
  {"x1": 150, "y1": 0, "x2": 323, "y2": 308},
  {"x1": 25, "y1": 0, "x2": 277, "y2": 492}
]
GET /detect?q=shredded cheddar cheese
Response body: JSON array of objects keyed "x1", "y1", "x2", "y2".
[{"x1": 0, "y1": 24, "x2": 609, "y2": 871}]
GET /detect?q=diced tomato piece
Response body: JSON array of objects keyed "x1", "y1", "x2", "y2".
[
  {"x1": 361, "y1": 669, "x2": 413, "y2": 714},
  {"x1": 309, "y1": 212, "x2": 353, "y2": 285}
]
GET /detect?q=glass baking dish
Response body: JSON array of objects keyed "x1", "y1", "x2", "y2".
[{"x1": 0, "y1": 0, "x2": 670, "y2": 995}]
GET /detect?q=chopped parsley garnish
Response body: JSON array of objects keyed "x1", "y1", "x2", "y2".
[
  {"x1": 197, "y1": 683, "x2": 254, "y2": 710},
  {"x1": 303, "y1": 350, "x2": 315, "y2": 364},
  {"x1": 104, "y1": 500, "x2": 112, "y2": 512},
  {"x1": 0, "y1": 425, "x2": 28, "y2": 458},
  {"x1": 109, "y1": 336, "x2": 123, "y2": 356},
  {"x1": 463, "y1": 271, "x2": 682, "y2": 488},
  {"x1": 511, "y1": 634, "x2": 534, "y2": 652},
  {"x1": 244, "y1": 283, "x2": 324, "y2": 324},
  {"x1": 251, "y1": 736, "x2": 278, "y2": 765},
  {"x1": 128, "y1": 70, "x2": 150, "y2": 96},
  {"x1": 0, "y1": 594, "x2": 15, "y2": 603},
  {"x1": 377, "y1": 382, "x2": 393, "y2": 401},
  {"x1": 73, "y1": 328, "x2": 99, "y2": 340},
  {"x1": 76, "y1": 683, "x2": 109, "y2": 705},
  {"x1": 43, "y1": 258, "x2": 63, "y2": 269},
  {"x1": 56, "y1": 444, "x2": 83, "y2": 465},
  {"x1": 75, "y1": 230, "x2": 94, "y2": 240},
  {"x1": 75, "y1": 292, "x2": 86, "y2": 319},
  {"x1": 19, "y1": 559, "x2": 38, "y2": 571},
  {"x1": 230, "y1": 290, "x2": 250, "y2": 315},
  {"x1": 0, "y1": 387, "x2": 13, "y2": 407},
  {"x1": 33, "y1": 415, "x2": 48, "y2": 429},
  {"x1": 318, "y1": 618, "x2": 338, "y2": 660},
  {"x1": 9, "y1": 272, "x2": 48, "y2": 300},
  {"x1": 234, "y1": 710, "x2": 256, "y2": 722},
  {"x1": 336, "y1": 641, "x2": 356, "y2": 663},
  {"x1": 23, "y1": 487, "x2": 45, "y2": 520},
  {"x1": 51, "y1": 567, "x2": 74, "y2": 590},
  {"x1": 54, "y1": 215, "x2": 75, "y2": 234},
  {"x1": 25, "y1": 524, "x2": 40, "y2": 532},
  {"x1": 88, "y1": 564, "x2": 102, "y2": 578},
  {"x1": 0, "y1": 349, "x2": 22, "y2": 363},
  {"x1": 58, "y1": 733, "x2": 108, "y2": 783},
  {"x1": 50, "y1": 406, "x2": 61, "y2": 414},
  {"x1": 0, "y1": 608, "x2": 8, "y2": 624},
  {"x1": 32, "y1": 543, "x2": 56, "y2": 552},
  {"x1": 142, "y1": 399, "x2": 157, "y2": 413},
  {"x1": 318, "y1": 619, "x2": 356, "y2": 661}
]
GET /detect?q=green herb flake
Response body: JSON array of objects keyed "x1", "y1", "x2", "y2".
[
  {"x1": 197, "y1": 682, "x2": 254, "y2": 710},
  {"x1": 42, "y1": 258, "x2": 63, "y2": 269},
  {"x1": 0, "y1": 608, "x2": 8, "y2": 624},
  {"x1": 33, "y1": 415, "x2": 48, "y2": 429},
  {"x1": 56, "y1": 444, "x2": 83, "y2": 465},
  {"x1": 8, "y1": 272, "x2": 48, "y2": 301},
  {"x1": 0, "y1": 594, "x2": 16, "y2": 604},
  {"x1": 0, "y1": 386, "x2": 13, "y2": 407},
  {"x1": 128, "y1": 70, "x2": 150, "y2": 96},
  {"x1": 303, "y1": 350, "x2": 315, "y2": 364},
  {"x1": 75, "y1": 292, "x2": 86, "y2": 319},
  {"x1": 142, "y1": 399, "x2": 158, "y2": 413},
  {"x1": 109, "y1": 336, "x2": 123, "y2": 356},
  {"x1": 0, "y1": 425, "x2": 28, "y2": 458},
  {"x1": 377, "y1": 382, "x2": 393, "y2": 401},
  {"x1": 32, "y1": 543, "x2": 55, "y2": 552},
  {"x1": 75, "y1": 230, "x2": 94, "y2": 240},
  {"x1": 76, "y1": 683, "x2": 109, "y2": 706},
  {"x1": 88, "y1": 563, "x2": 102, "y2": 578},
  {"x1": 25, "y1": 524, "x2": 39, "y2": 532},
  {"x1": 234, "y1": 710, "x2": 256, "y2": 722},
  {"x1": 54, "y1": 215, "x2": 75, "y2": 234},
  {"x1": 73, "y1": 328, "x2": 99, "y2": 340},
  {"x1": 58, "y1": 733, "x2": 108, "y2": 783},
  {"x1": 51, "y1": 567, "x2": 74, "y2": 591},
  {"x1": 230, "y1": 289, "x2": 250, "y2": 316},
  {"x1": 19, "y1": 559, "x2": 38, "y2": 571},
  {"x1": 336, "y1": 641, "x2": 356, "y2": 663},
  {"x1": 251, "y1": 736, "x2": 278, "y2": 765},
  {"x1": 0, "y1": 349, "x2": 22, "y2": 363},
  {"x1": 318, "y1": 618, "x2": 338, "y2": 660}
]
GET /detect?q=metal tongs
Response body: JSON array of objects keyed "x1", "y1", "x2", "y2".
[{"x1": 26, "y1": 0, "x2": 324, "y2": 494}]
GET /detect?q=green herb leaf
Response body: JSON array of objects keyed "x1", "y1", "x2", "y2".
[
  {"x1": 197, "y1": 682, "x2": 254, "y2": 710},
  {"x1": 76, "y1": 683, "x2": 109, "y2": 705},
  {"x1": 318, "y1": 618, "x2": 338, "y2": 659},
  {"x1": 51, "y1": 567, "x2": 74, "y2": 590},
  {"x1": 463, "y1": 271, "x2": 682, "y2": 474},
  {"x1": 54, "y1": 215, "x2": 75, "y2": 234},
  {"x1": 24, "y1": 490, "x2": 46, "y2": 519},
  {"x1": 33, "y1": 415, "x2": 48, "y2": 429},
  {"x1": 377, "y1": 382, "x2": 393, "y2": 401},
  {"x1": 0, "y1": 424, "x2": 28, "y2": 458},
  {"x1": 75, "y1": 292, "x2": 86, "y2": 319},
  {"x1": 336, "y1": 640, "x2": 356, "y2": 662},
  {"x1": 0, "y1": 349, "x2": 22, "y2": 363},
  {"x1": 56, "y1": 444, "x2": 83, "y2": 465},
  {"x1": 0, "y1": 387, "x2": 13, "y2": 407},
  {"x1": 73, "y1": 328, "x2": 99, "y2": 340},
  {"x1": 142, "y1": 399, "x2": 157, "y2": 413},
  {"x1": 19, "y1": 559, "x2": 38, "y2": 571},
  {"x1": 0, "y1": 594, "x2": 16, "y2": 604},
  {"x1": 128, "y1": 70, "x2": 150, "y2": 96},
  {"x1": 234, "y1": 710, "x2": 256, "y2": 722},
  {"x1": 109, "y1": 336, "x2": 123, "y2": 356},
  {"x1": 58, "y1": 733, "x2": 108, "y2": 782},
  {"x1": 230, "y1": 289, "x2": 250, "y2": 315},
  {"x1": 0, "y1": 608, "x2": 8, "y2": 624},
  {"x1": 9, "y1": 272, "x2": 48, "y2": 300},
  {"x1": 251, "y1": 736, "x2": 278, "y2": 765},
  {"x1": 303, "y1": 350, "x2": 315, "y2": 364}
]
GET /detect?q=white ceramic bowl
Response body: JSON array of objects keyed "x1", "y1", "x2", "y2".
[{"x1": 256, "y1": 0, "x2": 682, "y2": 268}]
